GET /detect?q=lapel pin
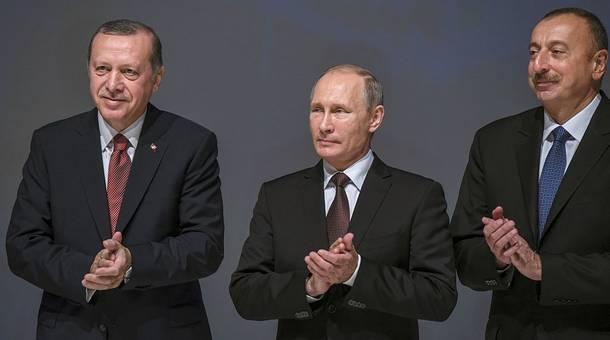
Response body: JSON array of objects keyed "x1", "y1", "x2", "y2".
[{"x1": 150, "y1": 143, "x2": 157, "y2": 152}]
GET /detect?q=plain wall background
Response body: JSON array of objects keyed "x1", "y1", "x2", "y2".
[{"x1": 2, "y1": 1, "x2": 609, "y2": 339}]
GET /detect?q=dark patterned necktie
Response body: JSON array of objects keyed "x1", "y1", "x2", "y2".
[
  {"x1": 107, "y1": 134, "x2": 131, "y2": 234},
  {"x1": 327, "y1": 172, "x2": 351, "y2": 245},
  {"x1": 538, "y1": 126, "x2": 571, "y2": 237}
]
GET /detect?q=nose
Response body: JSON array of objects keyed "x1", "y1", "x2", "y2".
[
  {"x1": 105, "y1": 71, "x2": 124, "y2": 94},
  {"x1": 319, "y1": 112, "x2": 333, "y2": 134},
  {"x1": 532, "y1": 50, "x2": 550, "y2": 74}
]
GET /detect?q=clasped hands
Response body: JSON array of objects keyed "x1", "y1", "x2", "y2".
[
  {"x1": 81, "y1": 232, "x2": 132, "y2": 290},
  {"x1": 304, "y1": 233, "x2": 358, "y2": 297},
  {"x1": 483, "y1": 206, "x2": 541, "y2": 281}
]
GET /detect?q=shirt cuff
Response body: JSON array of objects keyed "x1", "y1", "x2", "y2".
[
  {"x1": 306, "y1": 293, "x2": 323, "y2": 303},
  {"x1": 342, "y1": 254, "x2": 361, "y2": 287},
  {"x1": 85, "y1": 288, "x2": 96, "y2": 303}
]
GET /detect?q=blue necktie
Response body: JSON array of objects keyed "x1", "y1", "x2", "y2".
[{"x1": 538, "y1": 126, "x2": 571, "y2": 237}]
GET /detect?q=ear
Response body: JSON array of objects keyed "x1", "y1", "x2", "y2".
[
  {"x1": 368, "y1": 105, "x2": 384, "y2": 133},
  {"x1": 153, "y1": 66, "x2": 165, "y2": 92},
  {"x1": 592, "y1": 49, "x2": 608, "y2": 81}
]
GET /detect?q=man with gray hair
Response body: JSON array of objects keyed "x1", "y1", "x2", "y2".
[
  {"x1": 231, "y1": 64, "x2": 456, "y2": 339},
  {"x1": 7, "y1": 19, "x2": 224, "y2": 340},
  {"x1": 452, "y1": 7, "x2": 610, "y2": 339}
]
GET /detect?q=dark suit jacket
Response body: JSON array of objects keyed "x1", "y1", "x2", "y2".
[
  {"x1": 451, "y1": 94, "x2": 610, "y2": 339},
  {"x1": 230, "y1": 155, "x2": 456, "y2": 340},
  {"x1": 6, "y1": 105, "x2": 224, "y2": 340}
]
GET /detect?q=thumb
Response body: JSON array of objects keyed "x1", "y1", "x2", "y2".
[
  {"x1": 492, "y1": 206, "x2": 504, "y2": 220},
  {"x1": 112, "y1": 231, "x2": 123, "y2": 243},
  {"x1": 103, "y1": 239, "x2": 121, "y2": 252},
  {"x1": 343, "y1": 233, "x2": 355, "y2": 251}
]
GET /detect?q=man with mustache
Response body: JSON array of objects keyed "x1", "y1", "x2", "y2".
[
  {"x1": 451, "y1": 7, "x2": 610, "y2": 339},
  {"x1": 230, "y1": 64, "x2": 456, "y2": 339},
  {"x1": 6, "y1": 19, "x2": 224, "y2": 340}
]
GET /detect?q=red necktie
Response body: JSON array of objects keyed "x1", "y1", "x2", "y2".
[
  {"x1": 326, "y1": 172, "x2": 350, "y2": 245},
  {"x1": 107, "y1": 134, "x2": 131, "y2": 234}
]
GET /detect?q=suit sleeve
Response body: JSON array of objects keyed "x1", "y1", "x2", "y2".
[
  {"x1": 344, "y1": 181, "x2": 457, "y2": 321},
  {"x1": 229, "y1": 184, "x2": 315, "y2": 321},
  {"x1": 450, "y1": 131, "x2": 513, "y2": 291},
  {"x1": 6, "y1": 130, "x2": 94, "y2": 304},
  {"x1": 124, "y1": 132, "x2": 224, "y2": 289}
]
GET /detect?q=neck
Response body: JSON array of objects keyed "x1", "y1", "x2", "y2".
[{"x1": 545, "y1": 90, "x2": 598, "y2": 124}]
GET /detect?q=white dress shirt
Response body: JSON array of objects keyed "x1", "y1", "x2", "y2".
[
  {"x1": 86, "y1": 111, "x2": 145, "y2": 302},
  {"x1": 306, "y1": 149, "x2": 374, "y2": 302},
  {"x1": 539, "y1": 94, "x2": 600, "y2": 177}
]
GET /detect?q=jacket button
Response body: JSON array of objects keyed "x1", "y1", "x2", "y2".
[
  {"x1": 328, "y1": 304, "x2": 336, "y2": 313},
  {"x1": 99, "y1": 324, "x2": 107, "y2": 332}
]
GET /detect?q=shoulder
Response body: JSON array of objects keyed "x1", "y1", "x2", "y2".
[
  {"x1": 154, "y1": 109, "x2": 216, "y2": 143},
  {"x1": 262, "y1": 166, "x2": 316, "y2": 191},
  {"x1": 382, "y1": 162, "x2": 443, "y2": 195},
  {"x1": 32, "y1": 110, "x2": 94, "y2": 140},
  {"x1": 474, "y1": 106, "x2": 541, "y2": 141}
]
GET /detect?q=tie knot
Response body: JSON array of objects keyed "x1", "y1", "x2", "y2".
[
  {"x1": 331, "y1": 172, "x2": 350, "y2": 188},
  {"x1": 113, "y1": 134, "x2": 130, "y2": 151},
  {"x1": 552, "y1": 126, "x2": 571, "y2": 144}
]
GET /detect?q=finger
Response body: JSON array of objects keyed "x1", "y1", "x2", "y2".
[
  {"x1": 309, "y1": 251, "x2": 333, "y2": 271},
  {"x1": 305, "y1": 255, "x2": 330, "y2": 279},
  {"x1": 492, "y1": 206, "x2": 504, "y2": 220},
  {"x1": 489, "y1": 220, "x2": 516, "y2": 244},
  {"x1": 82, "y1": 278, "x2": 120, "y2": 290},
  {"x1": 95, "y1": 258, "x2": 115, "y2": 268},
  {"x1": 84, "y1": 273, "x2": 120, "y2": 286},
  {"x1": 112, "y1": 231, "x2": 123, "y2": 243},
  {"x1": 103, "y1": 239, "x2": 122, "y2": 251},
  {"x1": 342, "y1": 233, "x2": 355, "y2": 252},
  {"x1": 493, "y1": 228, "x2": 518, "y2": 252},
  {"x1": 330, "y1": 243, "x2": 346, "y2": 254},
  {"x1": 502, "y1": 243, "x2": 522, "y2": 258},
  {"x1": 92, "y1": 265, "x2": 122, "y2": 277},
  {"x1": 317, "y1": 249, "x2": 342, "y2": 265},
  {"x1": 483, "y1": 218, "x2": 505, "y2": 236},
  {"x1": 329, "y1": 238, "x2": 343, "y2": 250}
]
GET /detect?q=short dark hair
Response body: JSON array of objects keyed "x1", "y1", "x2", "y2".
[
  {"x1": 88, "y1": 19, "x2": 163, "y2": 71},
  {"x1": 543, "y1": 7, "x2": 608, "y2": 51},
  {"x1": 311, "y1": 64, "x2": 383, "y2": 111}
]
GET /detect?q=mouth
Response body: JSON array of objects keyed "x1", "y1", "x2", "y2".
[
  {"x1": 533, "y1": 80, "x2": 558, "y2": 90},
  {"x1": 317, "y1": 139, "x2": 339, "y2": 145},
  {"x1": 101, "y1": 96, "x2": 127, "y2": 102}
]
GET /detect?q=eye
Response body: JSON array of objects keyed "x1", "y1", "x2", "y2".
[
  {"x1": 551, "y1": 49, "x2": 565, "y2": 55},
  {"x1": 528, "y1": 49, "x2": 538, "y2": 57},
  {"x1": 122, "y1": 68, "x2": 139, "y2": 79},
  {"x1": 94, "y1": 65, "x2": 110, "y2": 75},
  {"x1": 310, "y1": 106, "x2": 323, "y2": 113}
]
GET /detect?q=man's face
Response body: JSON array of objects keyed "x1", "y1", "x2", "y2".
[
  {"x1": 88, "y1": 31, "x2": 163, "y2": 131},
  {"x1": 528, "y1": 14, "x2": 604, "y2": 112},
  {"x1": 309, "y1": 71, "x2": 383, "y2": 170}
]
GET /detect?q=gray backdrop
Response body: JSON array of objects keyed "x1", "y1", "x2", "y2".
[{"x1": 2, "y1": 1, "x2": 609, "y2": 339}]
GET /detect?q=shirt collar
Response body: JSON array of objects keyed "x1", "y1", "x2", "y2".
[
  {"x1": 98, "y1": 111, "x2": 146, "y2": 151},
  {"x1": 323, "y1": 149, "x2": 374, "y2": 191},
  {"x1": 543, "y1": 93, "x2": 600, "y2": 143}
]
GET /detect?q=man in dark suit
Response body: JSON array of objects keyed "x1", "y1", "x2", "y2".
[
  {"x1": 451, "y1": 8, "x2": 610, "y2": 339},
  {"x1": 6, "y1": 19, "x2": 224, "y2": 340},
  {"x1": 230, "y1": 64, "x2": 456, "y2": 339}
]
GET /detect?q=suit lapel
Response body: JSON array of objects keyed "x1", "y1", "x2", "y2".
[
  {"x1": 75, "y1": 109, "x2": 112, "y2": 240},
  {"x1": 115, "y1": 105, "x2": 171, "y2": 233},
  {"x1": 514, "y1": 109, "x2": 543, "y2": 245},
  {"x1": 348, "y1": 155, "x2": 391, "y2": 248},
  {"x1": 541, "y1": 95, "x2": 610, "y2": 241},
  {"x1": 301, "y1": 162, "x2": 329, "y2": 250}
]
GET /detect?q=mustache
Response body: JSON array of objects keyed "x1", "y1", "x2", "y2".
[
  {"x1": 99, "y1": 91, "x2": 127, "y2": 101},
  {"x1": 532, "y1": 73, "x2": 560, "y2": 82}
]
